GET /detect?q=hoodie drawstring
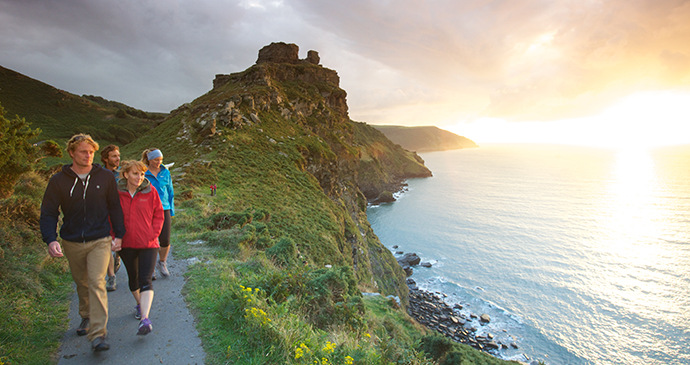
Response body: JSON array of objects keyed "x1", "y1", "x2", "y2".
[
  {"x1": 83, "y1": 175, "x2": 90, "y2": 199},
  {"x1": 69, "y1": 175, "x2": 91, "y2": 199},
  {"x1": 69, "y1": 177, "x2": 79, "y2": 197}
]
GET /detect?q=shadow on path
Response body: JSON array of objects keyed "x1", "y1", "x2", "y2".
[{"x1": 56, "y1": 253, "x2": 205, "y2": 365}]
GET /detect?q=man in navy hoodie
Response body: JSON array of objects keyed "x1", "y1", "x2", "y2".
[{"x1": 39, "y1": 134, "x2": 126, "y2": 351}]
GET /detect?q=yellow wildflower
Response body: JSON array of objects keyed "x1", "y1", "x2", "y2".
[{"x1": 345, "y1": 356, "x2": 354, "y2": 365}]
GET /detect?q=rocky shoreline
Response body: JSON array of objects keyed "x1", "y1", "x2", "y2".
[
  {"x1": 407, "y1": 280, "x2": 511, "y2": 352},
  {"x1": 398, "y1": 250, "x2": 540, "y2": 365}
]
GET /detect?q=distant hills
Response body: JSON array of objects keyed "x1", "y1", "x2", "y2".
[
  {"x1": 0, "y1": 65, "x2": 164, "y2": 146},
  {"x1": 373, "y1": 125, "x2": 477, "y2": 152}
]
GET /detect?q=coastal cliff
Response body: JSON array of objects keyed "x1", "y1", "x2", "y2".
[
  {"x1": 127, "y1": 42, "x2": 431, "y2": 305},
  {"x1": 374, "y1": 125, "x2": 478, "y2": 152}
]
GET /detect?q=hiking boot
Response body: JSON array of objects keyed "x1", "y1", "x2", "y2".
[
  {"x1": 106, "y1": 275, "x2": 116, "y2": 292},
  {"x1": 91, "y1": 336, "x2": 109, "y2": 351},
  {"x1": 134, "y1": 304, "x2": 141, "y2": 320},
  {"x1": 113, "y1": 252, "x2": 121, "y2": 274},
  {"x1": 76, "y1": 318, "x2": 89, "y2": 336},
  {"x1": 157, "y1": 260, "x2": 170, "y2": 277},
  {"x1": 137, "y1": 318, "x2": 153, "y2": 335}
]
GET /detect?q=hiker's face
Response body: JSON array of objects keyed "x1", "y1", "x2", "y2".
[
  {"x1": 105, "y1": 150, "x2": 120, "y2": 170},
  {"x1": 149, "y1": 157, "x2": 162, "y2": 169},
  {"x1": 125, "y1": 168, "x2": 146, "y2": 189},
  {"x1": 69, "y1": 142, "x2": 95, "y2": 168}
]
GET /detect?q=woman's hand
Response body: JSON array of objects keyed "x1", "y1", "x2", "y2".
[{"x1": 111, "y1": 238, "x2": 122, "y2": 252}]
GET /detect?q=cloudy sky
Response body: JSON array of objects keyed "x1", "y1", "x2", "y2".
[{"x1": 2, "y1": 0, "x2": 690, "y2": 146}]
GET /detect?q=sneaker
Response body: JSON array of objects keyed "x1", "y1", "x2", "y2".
[
  {"x1": 137, "y1": 318, "x2": 153, "y2": 335},
  {"x1": 157, "y1": 260, "x2": 170, "y2": 277},
  {"x1": 113, "y1": 252, "x2": 121, "y2": 274},
  {"x1": 76, "y1": 317, "x2": 89, "y2": 336},
  {"x1": 152, "y1": 272, "x2": 157, "y2": 281},
  {"x1": 91, "y1": 335, "x2": 109, "y2": 351},
  {"x1": 106, "y1": 275, "x2": 116, "y2": 292},
  {"x1": 134, "y1": 304, "x2": 141, "y2": 320}
]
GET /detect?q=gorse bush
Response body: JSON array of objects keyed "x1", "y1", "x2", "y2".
[
  {"x1": 266, "y1": 236, "x2": 297, "y2": 266},
  {"x1": 210, "y1": 211, "x2": 254, "y2": 230},
  {"x1": 305, "y1": 266, "x2": 365, "y2": 331},
  {"x1": 0, "y1": 103, "x2": 40, "y2": 199}
]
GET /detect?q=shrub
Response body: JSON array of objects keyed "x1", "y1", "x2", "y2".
[
  {"x1": 441, "y1": 350, "x2": 467, "y2": 365},
  {"x1": 419, "y1": 334, "x2": 454, "y2": 361},
  {"x1": 107, "y1": 124, "x2": 136, "y2": 145},
  {"x1": 0, "y1": 172, "x2": 46, "y2": 225},
  {"x1": 210, "y1": 211, "x2": 253, "y2": 230},
  {"x1": 39, "y1": 140, "x2": 62, "y2": 158},
  {"x1": 252, "y1": 208, "x2": 271, "y2": 222},
  {"x1": 0, "y1": 104, "x2": 40, "y2": 199},
  {"x1": 266, "y1": 237, "x2": 296, "y2": 266},
  {"x1": 304, "y1": 266, "x2": 365, "y2": 330}
]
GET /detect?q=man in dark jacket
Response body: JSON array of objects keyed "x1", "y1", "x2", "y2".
[
  {"x1": 100, "y1": 144, "x2": 122, "y2": 291},
  {"x1": 39, "y1": 134, "x2": 126, "y2": 352}
]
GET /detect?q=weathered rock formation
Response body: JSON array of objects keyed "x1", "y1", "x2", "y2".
[{"x1": 171, "y1": 43, "x2": 432, "y2": 306}]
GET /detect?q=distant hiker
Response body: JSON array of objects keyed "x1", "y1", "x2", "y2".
[
  {"x1": 100, "y1": 144, "x2": 122, "y2": 292},
  {"x1": 39, "y1": 134, "x2": 125, "y2": 352},
  {"x1": 142, "y1": 148, "x2": 175, "y2": 278},
  {"x1": 115, "y1": 160, "x2": 164, "y2": 335},
  {"x1": 210, "y1": 184, "x2": 217, "y2": 196}
]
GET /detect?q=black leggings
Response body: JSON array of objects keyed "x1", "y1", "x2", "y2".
[
  {"x1": 119, "y1": 248, "x2": 157, "y2": 292},
  {"x1": 159, "y1": 210, "x2": 171, "y2": 248}
]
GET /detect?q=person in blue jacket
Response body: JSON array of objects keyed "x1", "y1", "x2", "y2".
[
  {"x1": 40, "y1": 134, "x2": 125, "y2": 352},
  {"x1": 141, "y1": 148, "x2": 174, "y2": 277}
]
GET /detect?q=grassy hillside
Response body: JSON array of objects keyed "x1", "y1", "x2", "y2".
[
  {"x1": 0, "y1": 45, "x2": 519, "y2": 365},
  {"x1": 0, "y1": 65, "x2": 163, "y2": 151},
  {"x1": 374, "y1": 125, "x2": 478, "y2": 152}
]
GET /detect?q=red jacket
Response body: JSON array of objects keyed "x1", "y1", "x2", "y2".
[{"x1": 116, "y1": 178, "x2": 164, "y2": 249}]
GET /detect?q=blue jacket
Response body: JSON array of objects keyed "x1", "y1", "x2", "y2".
[
  {"x1": 145, "y1": 165, "x2": 175, "y2": 216},
  {"x1": 40, "y1": 163, "x2": 126, "y2": 244}
]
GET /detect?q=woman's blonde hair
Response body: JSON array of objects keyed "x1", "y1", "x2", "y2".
[
  {"x1": 141, "y1": 148, "x2": 161, "y2": 165},
  {"x1": 120, "y1": 160, "x2": 147, "y2": 179},
  {"x1": 67, "y1": 134, "x2": 99, "y2": 153}
]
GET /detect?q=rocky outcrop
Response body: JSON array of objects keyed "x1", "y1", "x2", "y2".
[
  {"x1": 190, "y1": 44, "x2": 431, "y2": 306},
  {"x1": 254, "y1": 42, "x2": 321, "y2": 66},
  {"x1": 256, "y1": 42, "x2": 300, "y2": 64}
]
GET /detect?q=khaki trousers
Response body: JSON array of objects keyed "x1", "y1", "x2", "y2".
[{"x1": 62, "y1": 236, "x2": 111, "y2": 341}]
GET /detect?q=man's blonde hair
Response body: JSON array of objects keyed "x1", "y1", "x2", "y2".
[{"x1": 67, "y1": 134, "x2": 99, "y2": 153}]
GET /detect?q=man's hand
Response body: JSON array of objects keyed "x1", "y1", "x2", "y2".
[
  {"x1": 112, "y1": 238, "x2": 122, "y2": 252},
  {"x1": 48, "y1": 241, "x2": 64, "y2": 258}
]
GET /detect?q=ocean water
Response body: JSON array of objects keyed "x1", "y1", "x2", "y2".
[{"x1": 367, "y1": 144, "x2": 690, "y2": 365}]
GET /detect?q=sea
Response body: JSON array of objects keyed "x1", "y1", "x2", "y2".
[{"x1": 367, "y1": 143, "x2": 690, "y2": 365}]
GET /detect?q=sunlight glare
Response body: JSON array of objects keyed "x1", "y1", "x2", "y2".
[{"x1": 446, "y1": 91, "x2": 690, "y2": 148}]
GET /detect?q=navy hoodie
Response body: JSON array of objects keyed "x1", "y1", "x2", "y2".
[{"x1": 40, "y1": 163, "x2": 126, "y2": 244}]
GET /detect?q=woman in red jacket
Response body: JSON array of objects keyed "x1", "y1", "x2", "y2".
[{"x1": 116, "y1": 160, "x2": 164, "y2": 335}]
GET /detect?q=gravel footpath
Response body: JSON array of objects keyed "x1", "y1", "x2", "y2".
[{"x1": 56, "y1": 253, "x2": 205, "y2": 365}]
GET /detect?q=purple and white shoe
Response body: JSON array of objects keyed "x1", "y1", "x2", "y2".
[{"x1": 137, "y1": 318, "x2": 152, "y2": 335}]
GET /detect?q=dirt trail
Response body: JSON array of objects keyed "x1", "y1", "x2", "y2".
[{"x1": 56, "y1": 253, "x2": 205, "y2": 365}]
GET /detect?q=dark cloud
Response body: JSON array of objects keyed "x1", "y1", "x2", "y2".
[{"x1": 2, "y1": 0, "x2": 689, "y2": 123}]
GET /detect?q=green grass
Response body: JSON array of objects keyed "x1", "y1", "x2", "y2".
[{"x1": 0, "y1": 173, "x2": 73, "y2": 365}]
